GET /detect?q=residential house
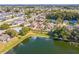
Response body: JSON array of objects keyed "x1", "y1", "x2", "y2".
[{"x1": 0, "y1": 34, "x2": 11, "y2": 43}]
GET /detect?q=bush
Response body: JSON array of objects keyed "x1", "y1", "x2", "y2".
[
  {"x1": 0, "y1": 24, "x2": 10, "y2": 30},
  {"x1": 19, "y1": 27, "x2": 31, "y2": 36},
  {"x1": 6, "y1": 29, "x2": 18, "y2": 37}
]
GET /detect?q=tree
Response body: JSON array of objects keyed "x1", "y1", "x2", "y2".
[
  {"x1": 14, "y1": 9, "x2": 19, "y2": 13},
  {"x1": 49, "y1": 29, "x2": 61, "y2": 40},
  {"x1": 68, "y1": 28, "x2": 79, "y2": 43},
  {"x1": 56, "y1": 17, "x2": 63, "y2": 24},
  {"x1": 5, "y1": 29, "x2": 18, "y2": 37},
  {"x1": 27, "y1": 15, "x2": 31, "y2": 19},
  {"x1": 60, "y1": 27, "x2": 71, "y2": 41},
  {"x1": 19, "y1": 27, "x2": 31, "y2": 36},
  {"x1": 46, "y1": 14, "x2": 52, "y2": 19},
  {"x1": 49, "y1": 27, "x2": 71, "y2": 41},
  {"x1": 24, "y1": 10, "x2": 32, "y2": 15},
  {"x1": 0, "y1": 23, "x2": 10, "y2": 30},
  {"x1": 5, "y1": 8, "x2": 11, "y2": 12}
]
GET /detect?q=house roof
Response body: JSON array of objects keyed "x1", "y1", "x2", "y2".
[{"x1": 0, "y1": 34, "x2": 10, "y2": 41}]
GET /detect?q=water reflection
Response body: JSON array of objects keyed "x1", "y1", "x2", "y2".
[{"x1": 31, "y1": 36, "x2": 37, "y2": 40}]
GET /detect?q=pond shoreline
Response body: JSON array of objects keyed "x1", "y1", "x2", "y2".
[{"x1": 7, "y1": 37, "x2": 79, "y2": 54}]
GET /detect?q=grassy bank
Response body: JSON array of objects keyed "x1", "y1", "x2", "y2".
[{"x1": 0, "y1": 31, "x2": 49, "y2": 54}]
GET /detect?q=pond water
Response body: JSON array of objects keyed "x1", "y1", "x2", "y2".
[{"x1": 6, "y1": 37, "x2": 79, "y2": 54}]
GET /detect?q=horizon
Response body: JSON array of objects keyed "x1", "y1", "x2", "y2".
[{"x1": 0, "y1": 4, "x2": 79, "y2": 6}]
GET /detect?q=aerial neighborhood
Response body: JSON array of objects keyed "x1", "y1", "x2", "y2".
[{"x1": 0, "y1": 5, "x2": 79, "y2": 53}]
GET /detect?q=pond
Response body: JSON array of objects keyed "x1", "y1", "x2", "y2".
[{"x1": 6, "y1": 37, "x2": 79, "y2": 54}]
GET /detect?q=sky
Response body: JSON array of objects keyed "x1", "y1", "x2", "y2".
[{"x1": 0, "y1": 0, "x2": 79, "y2": 4}]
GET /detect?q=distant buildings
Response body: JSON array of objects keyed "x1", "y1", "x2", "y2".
[{"x1": 0, "y1": 5, "x2": 79, "y2": 44}]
